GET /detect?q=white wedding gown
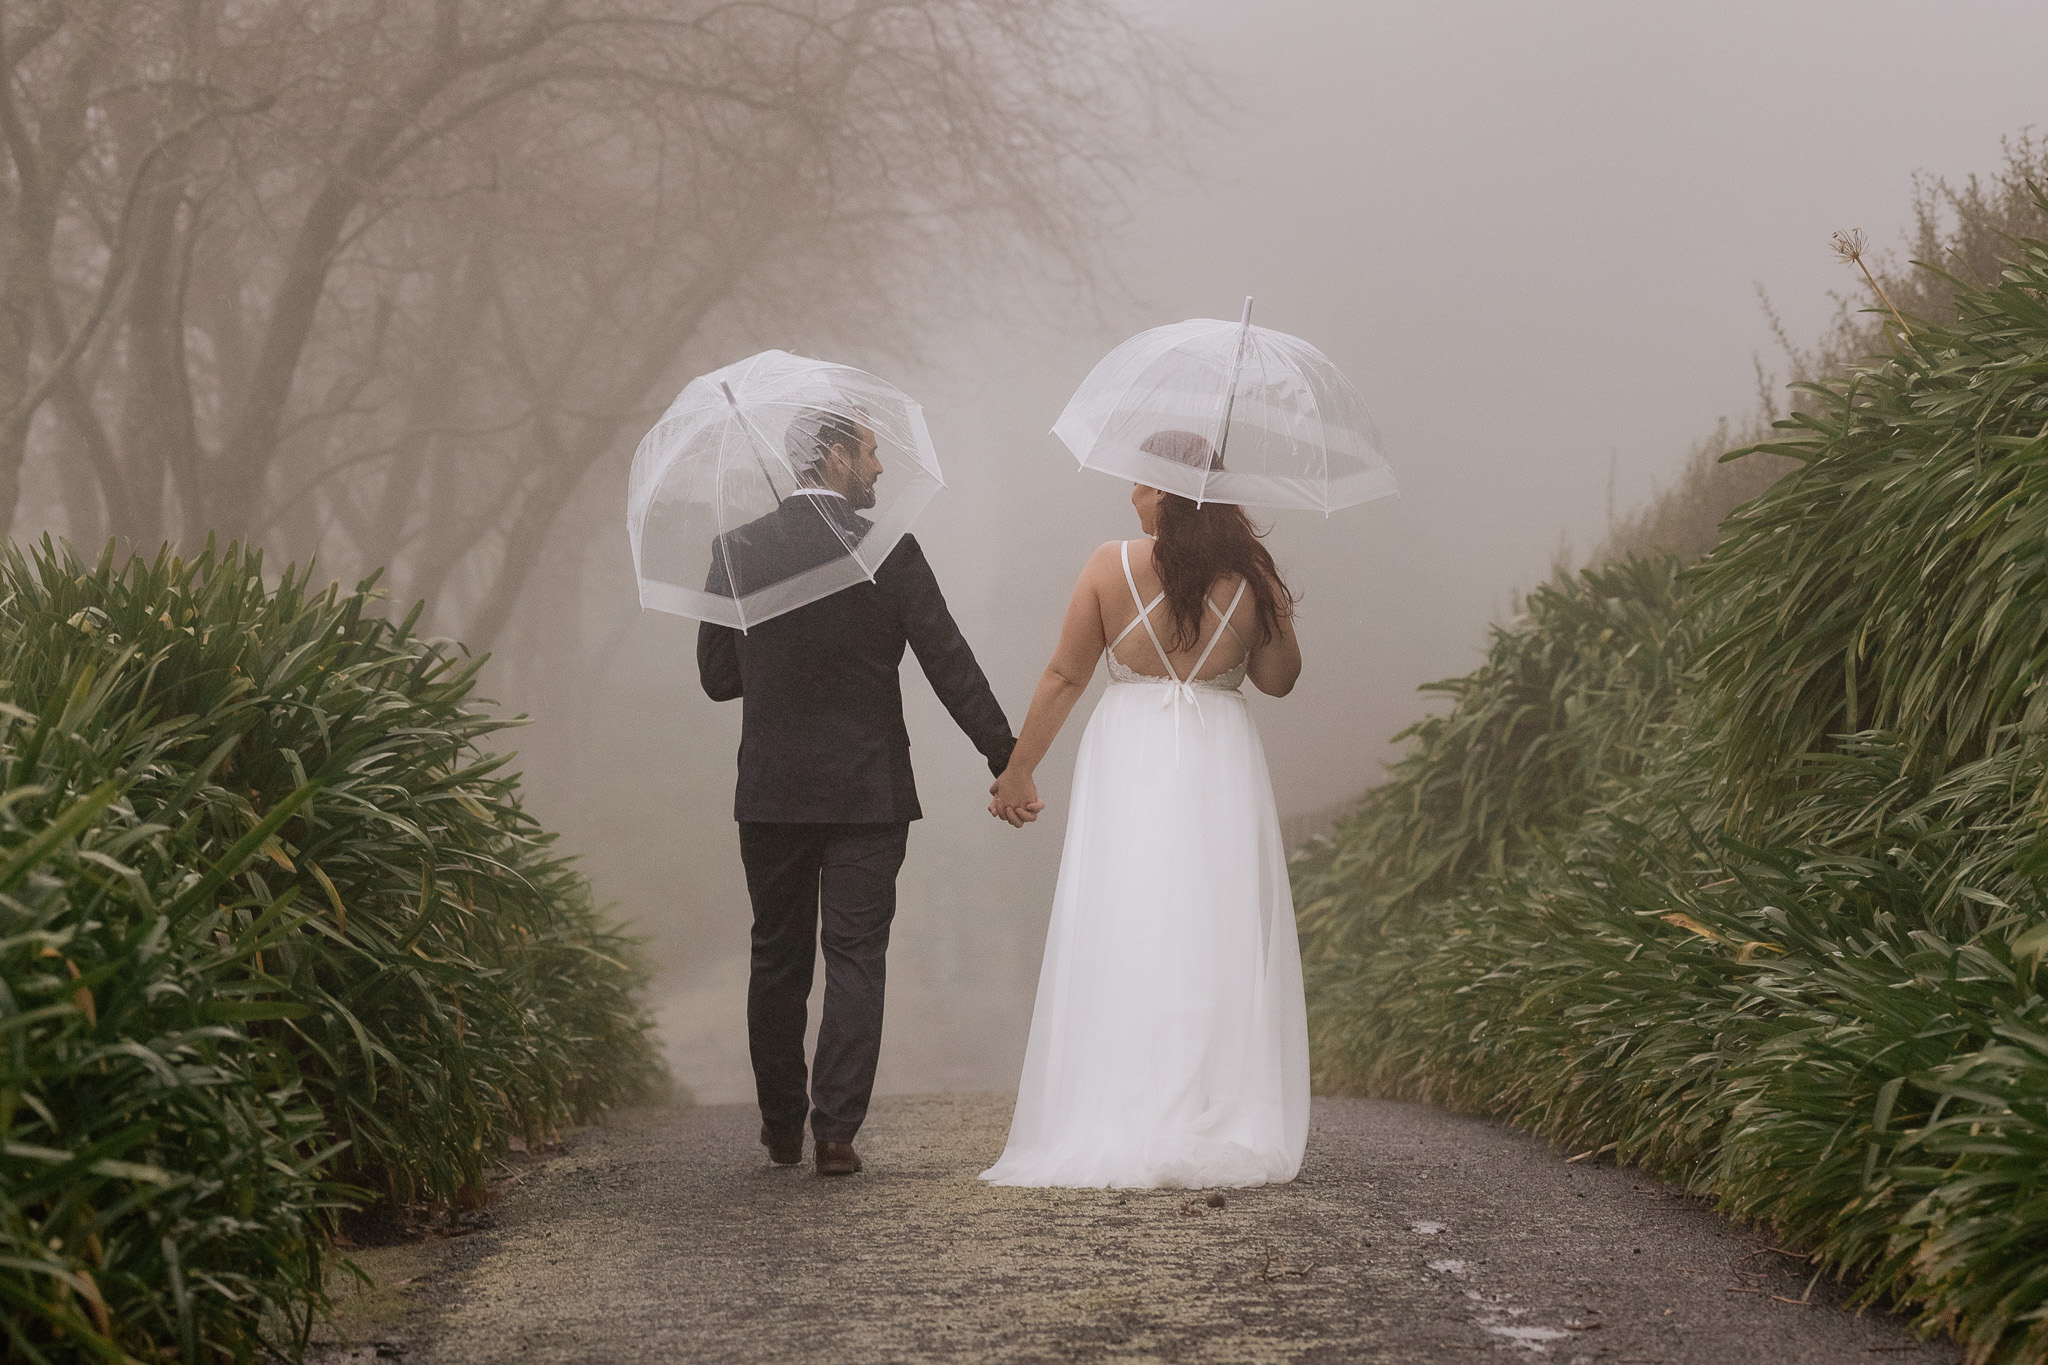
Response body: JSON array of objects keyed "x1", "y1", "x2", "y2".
[{"x1": 980, "y1": 542, "x2": 1310, "y2": 1189}]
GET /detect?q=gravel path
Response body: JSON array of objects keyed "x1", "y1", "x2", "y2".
[{"x1": 321, "y1": 1092, "x2": 1958, "y2": 1364}]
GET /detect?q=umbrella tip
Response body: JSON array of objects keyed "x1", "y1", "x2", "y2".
[
  {"x1": 1240, "y1": 296, "x2": 1253, "y2": 326},
  {"x1": 720, "y1": 380, "x2": 738, "y2": 406}
]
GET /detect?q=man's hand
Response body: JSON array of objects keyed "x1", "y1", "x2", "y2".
[{"x1": 988, "y1": 768, "x2": 1044, "y2": 828}]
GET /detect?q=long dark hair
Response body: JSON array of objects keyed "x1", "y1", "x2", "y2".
[{"x1": 1141, "y1": 430, "x2": 1295, "y2": 651}]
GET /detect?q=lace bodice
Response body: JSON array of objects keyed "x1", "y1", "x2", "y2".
[{"x1": 1106, "y1": 653, "x2": 1247, "y2": 692}]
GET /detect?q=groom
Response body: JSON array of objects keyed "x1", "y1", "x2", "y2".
[{"x1": 697, "y1": 407, "x2": 1018, "y2": 1176}]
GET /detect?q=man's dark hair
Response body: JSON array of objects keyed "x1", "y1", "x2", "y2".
[{"x1": 787, "y1": 408, "x2": 863, "y2": 479}]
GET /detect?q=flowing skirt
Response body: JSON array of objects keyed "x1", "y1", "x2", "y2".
[{"x1": 979, "y1": 678, "x2": 1310, "y2": 1188}]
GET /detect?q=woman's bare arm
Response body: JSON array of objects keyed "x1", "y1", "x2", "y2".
[
  {"x1": 989, "y1": 544, "x2": 1116, "y2": 825},
  {"x1": 1245, "y1": 575, "x2": 1302, "y2": 697}
]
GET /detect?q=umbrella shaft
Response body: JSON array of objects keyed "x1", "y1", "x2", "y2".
[{"x1": 1213, "y1": 299, "x2": 1254, "y2": 485}]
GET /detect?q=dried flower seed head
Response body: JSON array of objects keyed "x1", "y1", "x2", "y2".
[{"x1": 1828, "y1": 227, "x2": 1912, "y2": 339}]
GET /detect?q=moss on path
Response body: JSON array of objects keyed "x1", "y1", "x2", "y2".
[{"x1": 317, "y1": 1093, "x2": 1956, "y2": 1363}]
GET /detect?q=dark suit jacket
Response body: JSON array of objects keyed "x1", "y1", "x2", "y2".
[
  {"x1": 697, "y1": 498, "x2": 1014, "y2": 823},
  {"x1": 706, "y1": 489, "x2": 872, "y2": 599}
]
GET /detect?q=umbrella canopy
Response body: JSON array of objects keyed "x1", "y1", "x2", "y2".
[
  {"x1": 628, "y1": 350, "x2": 943, "y2": 630},
  {"x1": 1052, "y1": 300, "x2": 1396, "y2": 512}
]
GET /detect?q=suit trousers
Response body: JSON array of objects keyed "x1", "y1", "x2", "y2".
[{"x1": 737, "y1": 821, "x2": 910, "y2": 1143}]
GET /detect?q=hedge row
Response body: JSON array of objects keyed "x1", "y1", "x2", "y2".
[
  {"x1": 1, "y1": 541, "x2": 662, "y2": 1362},
  {"x1": 1297, "y1": 227, "x2": 2048, "y2": 1361}
]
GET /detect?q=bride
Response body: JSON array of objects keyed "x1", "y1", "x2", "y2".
[{"x1": 980, "y1": 430, "x2": 1309, "y2": 1189}]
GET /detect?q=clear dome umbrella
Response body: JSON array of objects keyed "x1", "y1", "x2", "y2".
[
  {"x1": 1052, "y1": 299, "x2": 1397, "y2": 512},
  {"x1": 627, "y1": 350, "x2": 944, "y2": 631}
]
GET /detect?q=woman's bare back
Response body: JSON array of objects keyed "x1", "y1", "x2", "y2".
[{"x1": 1097, "y1": 538, "x2": 1254, "y2": 684}]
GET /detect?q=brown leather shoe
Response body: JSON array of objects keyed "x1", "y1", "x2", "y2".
[
  {"x1": 814, "y1": 1139, "x2": 863, "y2": 1176},
  {"x1": 760, "y1": 1123, "x2": 803, "y2": 1166}
]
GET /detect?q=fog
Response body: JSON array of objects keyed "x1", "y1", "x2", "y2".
[{"x1": 20, "y1": 1, "x2": 2048, "y2": 1105}]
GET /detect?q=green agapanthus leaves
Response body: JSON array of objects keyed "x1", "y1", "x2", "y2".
[
  {"x1": 1298, "y1": 215, "x2": 2048, "y2": 1363},
  {"x1": 0, "y1": 540, "x2": 662, "y2": 1363}
]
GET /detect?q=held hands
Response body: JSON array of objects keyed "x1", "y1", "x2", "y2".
[{"x1": 988, "y1": 767, "x2": 1045, "y2": 828}]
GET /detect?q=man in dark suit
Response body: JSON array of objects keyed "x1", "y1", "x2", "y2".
[
  {"x1": 703, "y1": 408, "x2": 880, "y2": 602},
  {"x1": 697, "y1": 408, "x2": 1016, "y2": 1176}
]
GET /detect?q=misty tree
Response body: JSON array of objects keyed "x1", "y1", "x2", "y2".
[{"x1": 2, "y1": 0, "x2": 1187, "y2": 645}]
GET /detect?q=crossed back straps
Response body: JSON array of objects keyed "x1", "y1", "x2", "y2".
[{"x1": 1109, "y1": 540, "x2": 1249, "y2": 683}]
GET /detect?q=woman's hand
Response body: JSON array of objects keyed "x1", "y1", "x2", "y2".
[{"x1": 988, "y1": 768, "x2": 1044, "y2": 827}]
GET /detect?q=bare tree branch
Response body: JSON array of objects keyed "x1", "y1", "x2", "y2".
[{"x1": 10, "y1": 0, "x2": 1200, "y2": 654}]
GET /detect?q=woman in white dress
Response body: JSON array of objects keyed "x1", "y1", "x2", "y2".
[{"x1": 980, "y1": 430, "x2": 1310, "y2": 1189}]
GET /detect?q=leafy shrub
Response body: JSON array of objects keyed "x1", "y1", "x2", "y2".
[
  {"x1": 1299, "y1": 222, "x2": 2048, "y2": 1362},
  {"x1": 1292, "y1": 556, "x2": 1694, "y2": 1086},
  {"x1": 1695, "y1": 252, "x2": 2048, "y2": 797},
  {"x1": 0, "y1": 540, "x2": 662, "y2": 1363}
]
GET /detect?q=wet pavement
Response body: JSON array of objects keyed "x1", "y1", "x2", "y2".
[{"x1": 316, "y1": 1092, "x2": 1959, "y2": 1364}]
